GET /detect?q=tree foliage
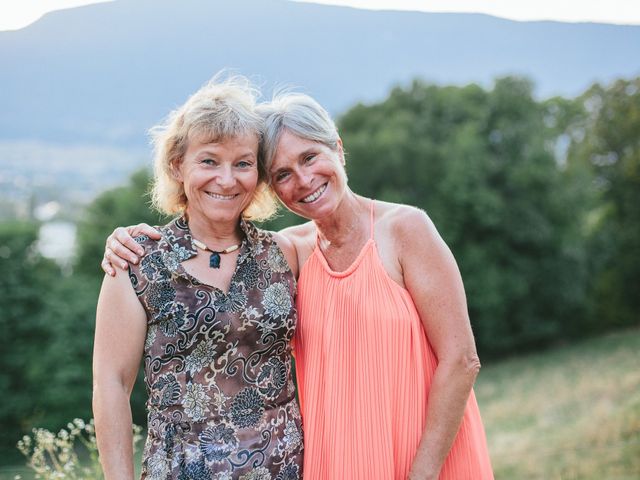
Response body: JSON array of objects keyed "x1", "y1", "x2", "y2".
[
  {"x1": 74, "y1": 168, "x2": 170, "y2": 276},
  {"x1": 0, "y1": 222, "x2": 60, "y2": 458},
  {"x1": 339, "y1": 77, "x2": 590, "y2": 356},
  {"x1": 566, "y1": 78, "x2": 640, "y2": 329}
]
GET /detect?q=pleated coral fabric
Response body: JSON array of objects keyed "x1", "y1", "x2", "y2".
[{"x1": 294, "y1": 203, "x2": 494, "y2": 480}]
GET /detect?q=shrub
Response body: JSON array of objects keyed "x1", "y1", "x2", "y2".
[{"x1": 16, "y1": 418, "x2": 142, "y2": 480}]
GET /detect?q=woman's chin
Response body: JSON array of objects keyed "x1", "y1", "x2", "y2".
[
  {"x1": 291, "y1": 202, "x2": 332, "y2": 221},
  {"x1": 187, "y1": 203, "x2": 242, "y2": 222}
]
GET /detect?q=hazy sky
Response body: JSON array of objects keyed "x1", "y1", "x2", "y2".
[{"x1": 2, "y1": 0, "x2": 640, "y2": 31}]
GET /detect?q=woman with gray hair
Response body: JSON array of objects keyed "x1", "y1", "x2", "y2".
[
  {"x1": 103, "y1": 92, "x2": 493, "y2": 479},
  {"x1": 92, "y1": 77, "x2": 303, "y2": 480}
]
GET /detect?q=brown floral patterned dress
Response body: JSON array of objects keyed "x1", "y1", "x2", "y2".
[{"x1": 128, "y1": 217, "x2": 303, "y2": 480}]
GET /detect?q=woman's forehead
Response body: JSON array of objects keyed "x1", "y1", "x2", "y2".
[
  {"x1": 270, "y1": 136, "x2": 333, "y2": 177},
  {"x1": 189, "y1": 127, "x2": 259, "y2": 145},
  {"x1": 185, "y1": 136, "x2": 259, "y2": 161},
  {"x1": 274, "y1": 131, "x2": 318, "y2": 157}
]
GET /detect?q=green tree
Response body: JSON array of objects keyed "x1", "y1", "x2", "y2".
[
  {"x1": 31, "y1": 274, "x2": 102, "y2": 429},
  {"x1": 339, "y1": 77, "x2": 589, "y2": 356},
  {"x1": 74, "y1": 168, "x2": 170, "y2": 277},
  {"x1": 0, "y1": 221, "x2": 60, "y2": 459},
  {"x1": 567, "y1": 78, "x2": 640, "y2": 328}
]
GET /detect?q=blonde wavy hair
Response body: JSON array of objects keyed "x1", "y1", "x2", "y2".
[{"x1": 149, "y1": 74, "x2": 277, "y2": 221}]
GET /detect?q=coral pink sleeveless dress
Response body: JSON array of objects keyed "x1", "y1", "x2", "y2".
[{"x1": 294, "y1": 202, "x2": 493, "y2": 479}]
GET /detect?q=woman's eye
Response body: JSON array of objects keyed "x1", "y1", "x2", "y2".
[
  {"x1": 304, "y1": 154, "x2": 316, "y2": 163},
  {"x1": 236, "y1": 160, "x2": 252, "y2": 168},
  {"x1": 201, "y1": 158, "x2": 215, "y2": 165},
  {"x1": 275, "y1": 172, "x2": 290, "y2": 183}
]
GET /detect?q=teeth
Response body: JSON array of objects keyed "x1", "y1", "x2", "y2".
[
  {"x1": 301, "y1": 184, "x2": 327, "y2": 203},
  {"x1": 207, "y1": 192, "x2": 237, "y2": 200}
]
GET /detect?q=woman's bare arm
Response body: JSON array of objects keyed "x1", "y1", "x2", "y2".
[
  {"x1": 396, "y1": 207, "x2": 480, "y2": 480},
  {"x1": 93, "y1": 270, "x2": 147, "y2": 479}
]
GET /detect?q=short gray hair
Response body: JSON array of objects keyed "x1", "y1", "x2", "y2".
[
  {"x1": 257, "y1": 93, "x2": 340, "y2": 173},
  {"x1": 150, "y1": 74, "x2": 276, "y2": 220}
]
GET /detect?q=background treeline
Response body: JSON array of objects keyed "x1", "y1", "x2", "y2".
[{"x1": 1, "y1": 76, "x2": 638, "y2": 461}]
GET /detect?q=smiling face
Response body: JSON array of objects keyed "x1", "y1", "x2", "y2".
[
  {"x1": 175, "y1": 133, "x2": 260, "y2": 226},
  {"x1": 269, "y1": 130, "x2": 348, "y2": 220}
]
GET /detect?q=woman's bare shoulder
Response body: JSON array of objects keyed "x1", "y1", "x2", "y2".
[
  {"x1": 279, "y1": 222, "x2": 317, "y2": 267},
  {"x1": 375, "y1": 201, "x2": 436, "y2": 239},
  {"x1": 279, "y1": 222, "x2": 316, "y2": 244}
]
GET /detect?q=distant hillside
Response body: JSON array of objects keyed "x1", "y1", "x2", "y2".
[{"x1": 1, "y1": 0, "x2": 640, "y2": 147}]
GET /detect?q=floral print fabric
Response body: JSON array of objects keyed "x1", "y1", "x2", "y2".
[{"x1": 128, "y1": 217, "x2": 303, "y2": 479}]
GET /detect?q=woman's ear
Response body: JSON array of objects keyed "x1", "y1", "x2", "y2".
[{"x1": 170, "y1": 160, "x2": 183, "y2": 181}]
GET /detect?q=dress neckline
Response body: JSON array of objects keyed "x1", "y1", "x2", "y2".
[
  {"x1": 176, "y1": 237, "x2": 248, "y2": 296},
  {"x1": 306, "y1": 199, "x2": 376, "y2": 278},
  {"x1": 311, "y1": 238, "x2": 375, "y2": 278}
]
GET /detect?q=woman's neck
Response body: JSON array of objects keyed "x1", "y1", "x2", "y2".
[
  {"x1": 314, "y1": 189, "x2": 369, "y2": 249},
  {"x1": 185, "y1": 210, "x2": 243, "y2": 249}
]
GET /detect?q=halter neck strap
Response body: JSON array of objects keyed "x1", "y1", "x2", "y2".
[{"x1": 370, "y1": 199, "x2": 375, "y2": 240}]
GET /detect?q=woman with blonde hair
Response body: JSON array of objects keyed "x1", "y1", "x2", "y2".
[{"x1": 92, "y1": 76, "x2": 303, "y2": 479}]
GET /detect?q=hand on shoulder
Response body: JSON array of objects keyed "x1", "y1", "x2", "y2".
[{"x1": 102, "y1": 223, "x2": 162, "y2": 276}]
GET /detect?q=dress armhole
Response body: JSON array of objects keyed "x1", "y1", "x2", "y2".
[{"x1": 126, "y1": 236, "x2": 154, "y2": 309}]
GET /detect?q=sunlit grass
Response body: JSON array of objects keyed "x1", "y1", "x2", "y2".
[
  {"x1": 0, "y1": 441, "x2": 143, "y2": 480},
  {"x1": 476, "y1": 328, "x2": 640, "y2": 479}
]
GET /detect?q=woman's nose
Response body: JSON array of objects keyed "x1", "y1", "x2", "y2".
[
  {"x1": 216, "y1": 166, "x2": 236, "y2": 187},
  {"x1": 297, "y1": 171, "x2": 313, "y2": 189}
]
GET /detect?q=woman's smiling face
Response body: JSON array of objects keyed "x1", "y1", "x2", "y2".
[
  {"x1": 176, "y1": 133, "x2": 260, "y2": 225},
  {"x1": 269, "y1": 130, "x2": 347, "y2": 221}
]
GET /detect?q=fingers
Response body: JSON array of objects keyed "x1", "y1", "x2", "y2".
[
  {"x1": 101, "y1": 248, "x2": 124, "y2": 276},
  {"x1": 101, "y1": 223, "x2": 159, "y2": 274},
  {"x1": 113, "y1": 227, "x2": 145, "y2": 258},
  {"x1": 101, "y1": 256, "x2": 115, "y2": 276},
  {"x1": 131, "y1": 223, "x2": 161, "y2": 240},
  {"x1": 108, "y1": 245, "x2": 130, "y2": 270},
  {"x1": 108, "y1": 233, "x2": 142, "y2": 267}
]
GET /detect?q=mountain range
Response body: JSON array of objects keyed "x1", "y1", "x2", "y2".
[{"x1": 2, "y1": 0, "x2": 640, "y2": 148}]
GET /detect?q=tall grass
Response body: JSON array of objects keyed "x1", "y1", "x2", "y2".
[{"x1": 476, "y1": 328, "x2": 640, "y2": 479}]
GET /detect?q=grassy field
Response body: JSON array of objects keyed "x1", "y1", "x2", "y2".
[
  {"x1": 2, "y1": 328, "x2": 638, "y2": 479},
  {"x1": 476, "y1": 327, "x2": 640, "y2": 479}
]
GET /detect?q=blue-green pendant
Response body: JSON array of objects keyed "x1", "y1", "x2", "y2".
[{"x1": 209, "y1": 252, "x2": 221, "y2": 268}]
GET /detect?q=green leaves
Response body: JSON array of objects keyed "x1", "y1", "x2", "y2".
[
  {"x1": 0, "y1": 222, "x2": 60, "y2": 459},
  {"x1": 568, "y1": 78, "x2": 640, "y2": 329},
  {"x1": 74, "y1": 168, "x2": 170, "y2": 277},
  {"x1": 339, "y1": 77, "x2": 591, "y2": 357}
]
